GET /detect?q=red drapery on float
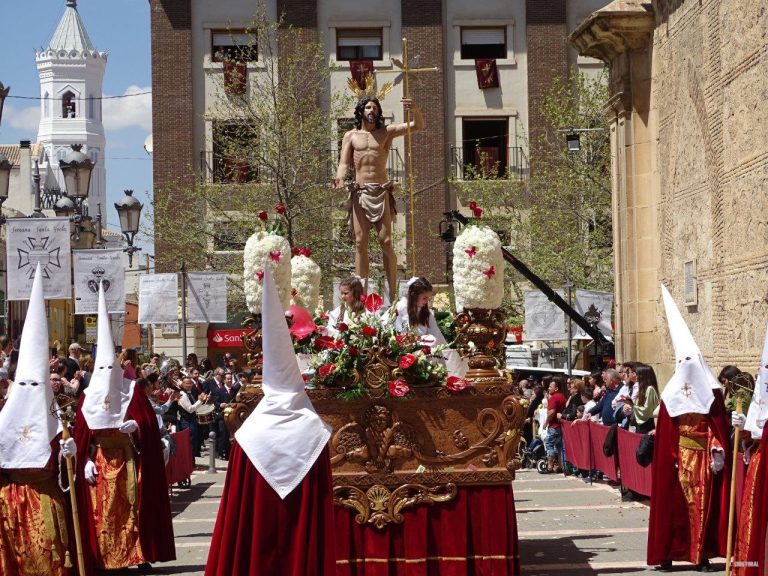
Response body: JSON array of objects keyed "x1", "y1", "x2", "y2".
[{"x1": 334, "y1": 484, "x2": 519, "y2": 576}]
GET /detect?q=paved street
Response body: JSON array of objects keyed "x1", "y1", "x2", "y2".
[{"x1": 136, "y1": 459, "x2": 725, "y2": 575}]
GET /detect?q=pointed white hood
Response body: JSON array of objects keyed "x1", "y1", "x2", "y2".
[
  {"x1": 81, "y1": 282, "x2": 134, "y2": 429},
  {"x1": 0, "y1": 264, "x2": 59, "y2": 468},
  {"x1": 235, "y1": 265, "x2": 331, "y2": 499},
  {"x1": 660, "y1": 284, "x2": 719, "y2": 417},
  {"x1": 745, "y1": 323, "x2": 768, "y2": 439}
]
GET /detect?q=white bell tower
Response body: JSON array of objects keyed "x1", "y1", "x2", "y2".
[{"x1": 35, "y1": 0, "x2": 107, "y2": 216}]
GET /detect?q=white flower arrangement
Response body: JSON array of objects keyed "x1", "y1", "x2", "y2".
[
  {"x1": 291, "y1": 254, "x2": 321, "y2": 310},
  {"x1": 452, "y1": 224, "x2": 505, "y2": 310},
  {"x1": 243, "y1": 231, "x2": 292, "y2": 313}
]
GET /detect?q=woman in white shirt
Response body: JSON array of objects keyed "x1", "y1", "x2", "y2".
[
  {"x1": 326, "y1": 277, "x2": 365, "y2": 336},
  {"x1": 392, "y1": 277, "x2": 466, "y2": 377}
]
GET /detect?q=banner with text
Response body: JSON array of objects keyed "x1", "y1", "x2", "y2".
[
  {"x1": 523, "y1": 289, "x2": 567, "y2": 341},
  {"x1": 73, "y1": 249, "x2": 125, "y2": 314},
  {"x1": 187, "y1": 272, "x2": 227, "y2": 323},
  {"x1": 573, "y1": 289, "x2": 614, "y2": 341},
  {"x1": 7, "y1": 217, "x2": 72, "y2": 300},
  {"x1": 138, "y1": 273, "x2": 178, "y2": 324}
]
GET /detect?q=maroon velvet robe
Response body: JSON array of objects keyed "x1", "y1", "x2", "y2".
[
  {"x1": 73, "y1": 385, "x2": 175, "y2": 575},
  {"x1": 646, "y1": 394, "x2": 730, "y2": 566},
  {"x1": 205, "y1": 440, "x2": 336, "y2": 576}
]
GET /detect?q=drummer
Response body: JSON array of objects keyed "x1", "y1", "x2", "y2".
[{"x1": 177, "y1": 376, "x2": 210, "y2": 459}]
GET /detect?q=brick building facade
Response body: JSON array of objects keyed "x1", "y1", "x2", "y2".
[{"x1": 149, "y1": 0, "x2": 608, "y2": 282}]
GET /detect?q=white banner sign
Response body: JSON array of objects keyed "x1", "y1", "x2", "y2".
[
  {"x1": 524, "y1": 289, "x2": 567, "y2": 341},
  {"x1": 138, "y1": 273, "x2": 178, "y2": 324},
  {"x1": 73, "y1": 249, "x2": 125, "y2": 314},
  {"x1": 187, "y1": 272, "x2": 227, "y2": 323},
  {"x1": 573, "y1": 289, "x2": 614, "y2": 341},
  {"x1": 6, "y1": 218, "x2": 72, "y2": 300}
]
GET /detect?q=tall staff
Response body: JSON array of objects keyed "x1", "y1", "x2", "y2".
[
  {"x1": 54, "y1": 397, "x2": 86, "y2": 576},
  {"x1": 379, "y1": 39, "x2": 438, "y2": 276}
]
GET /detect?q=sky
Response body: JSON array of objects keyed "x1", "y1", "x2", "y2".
[{"x1": 0, "y1": 0, "x2": 153, "y2": 252}]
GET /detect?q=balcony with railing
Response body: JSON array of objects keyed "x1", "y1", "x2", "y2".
[
  {"x1": 199, "y1": 148, "x2": 404, "y2": 185},
  {"x1": 449, "y1": 146, "x2": 527, "y2": 181}
]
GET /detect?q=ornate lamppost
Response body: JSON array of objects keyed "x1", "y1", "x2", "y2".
[{"x1": 114, "y1": 189, "x2": 143, "y2": 266}]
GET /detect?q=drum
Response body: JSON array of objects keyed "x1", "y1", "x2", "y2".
[{"x1": 197, "y1": 403, "x2": 216, "y2": 425}]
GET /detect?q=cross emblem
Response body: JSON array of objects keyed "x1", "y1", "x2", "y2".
[
  {"x1": 102, "y1": 397, "x2": 111, "y2": 411},
  {"x1": 681, "y1": 382, "x2": 693, "y2": 398},
  {"x1": 18, "y1": 425, "x2": 32, "y2": 445}
]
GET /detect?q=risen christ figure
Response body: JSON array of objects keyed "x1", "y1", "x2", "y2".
[{"x1": 334, "y1": 96, "x2": 424, "y2": 302}]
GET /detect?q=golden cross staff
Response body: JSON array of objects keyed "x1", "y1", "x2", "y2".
[{"x1": 377, "y1": 38, "x2": 438, "y2": 276}]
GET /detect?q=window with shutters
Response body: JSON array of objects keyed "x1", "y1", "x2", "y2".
[
  {"x1": 212, "y1": 30, "x2": 258, "y2": 63},
  {"x1": 336, "y1": 28, "x2": 383, "y2": 61},
  {"x1": 460, "y1": 27, "x2": 506, "y2": 60}
]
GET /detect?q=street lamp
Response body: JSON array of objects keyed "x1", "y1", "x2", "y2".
[
  {"x1": 115, "y1": 189, "x2": 143, "y2": 266},
  {"x1": 59, "y1": 144, "x2": 94, "y2": 210},
  {"x1": 559, "y1": 127, "x2": 605, "y2": 153}
]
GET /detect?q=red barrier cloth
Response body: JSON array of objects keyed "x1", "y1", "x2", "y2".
[
  {"x1": 588, "y1": 421, "x2": 618, "y2": 481},
  {"x1": 334, "y1": 484, "x2": 520, "y2": 576},
  {"x1": 166, "y1": 429, "x2": 194, "y2": 486},
  {"x1": 562, "y1": 421, "x2": 592, "y2": 470},
  {"x1": 616, "y1": 428, "x2": 653, "y2": 497}
]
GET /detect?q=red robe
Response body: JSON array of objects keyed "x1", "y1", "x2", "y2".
[
  {"x1": 647, "y1": 394, "x2": 730, "y2": 566},
  {"x1": 744, "y1": 423, "x2": 768, "y2": 576},
  {"x1": 74, "y1": 385, "x2": 175, "y2": 575},
  {"x1": 205, "y1": 440, "x2": 336, "y2": 576}
]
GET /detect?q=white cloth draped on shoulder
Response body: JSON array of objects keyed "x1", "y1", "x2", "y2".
[{"x1": 391, "y1": 297, "x2": 467, "y2": 378}]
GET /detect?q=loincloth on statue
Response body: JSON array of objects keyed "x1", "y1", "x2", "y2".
[{"x1": 346, "y1": 181, "x2": 397, "y2": 238}]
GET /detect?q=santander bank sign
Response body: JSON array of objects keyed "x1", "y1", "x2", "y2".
[{"x1": 207, "y1": 329, "x2": 246, "y2": 348}]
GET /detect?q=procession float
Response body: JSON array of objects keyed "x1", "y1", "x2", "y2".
[{"x1": 224, "y1": 206, "x2": 524, "y2": 573}]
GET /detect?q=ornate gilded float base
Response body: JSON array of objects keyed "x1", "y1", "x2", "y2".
[{"x1": 334, "y1": 483, "x2": 457, "y2": 529}]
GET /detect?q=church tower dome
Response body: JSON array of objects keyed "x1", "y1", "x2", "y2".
[{"x1": 35, "y1": 0, "x2": 108, "y2": 216}]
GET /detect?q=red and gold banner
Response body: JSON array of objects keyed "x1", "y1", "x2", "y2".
[
  {"x1": 223, "y1": 61, "x2": 247, "y2": 96},
  {"x1": 475, "y1": 58, "x2": 500, "y2": 89},
  {"x1": 350, "y1": 60, "x2": 374, "y2": 89}
]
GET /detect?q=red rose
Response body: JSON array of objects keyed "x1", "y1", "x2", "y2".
[
  {"x1": 333, "y1": 339, "x2": 345, "y2": 350},
  {"x1": 468, "y1": 201, "x2": 477, "y2": 210},
  {"x1": 362, "y1": 325, "x2": 378, "y2": 337},
  {"x1": 446, "y1": 376, "x2": 471, "y2": 393},
  {"x1": 299, "y1": 247, "x2": 312, "y2": 257},
  {"x1": 348, "y1": 346, "x2": 359, "y2": 357},
  {"x1": 472, "y1": 207, "x2": 483, "y2": 218},
  {"x1": 398, "y1": 353, "x2": 417, "y2": 370},
  {"x1": 275, "y1": 204, "x2": 286, "y2": 214},
  {"x1": 422, "y1": 346, "x2": 432, "y2": 355},
  {"x1": 395, "y1": 334, "x2": 407, "y2": 345},
  {"x1": 258, "y1": 210, "x2": 268, "y2": 221},
  {"x1": 318, "y1": 363, "x2": 335, "y2": 379},
  {"x1": 337, "y1": 322, "x2": 349, "y2": 333},
  {"x1": 319, "y1": 312, "x2": 329, "y2": 321},
  {"x1": 291, "y1": 247, "x2": 301, "y2": 256},
  {"x1": 388, "y1": 379, "x2": 410, "y2": 397}
]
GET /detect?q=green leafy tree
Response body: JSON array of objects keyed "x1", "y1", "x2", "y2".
[
  {"x1": 452, "y1": 68, "x2": 612, "y2": 325},
  {"x1": 152, "y1": 11, "x2": 354, "y2": 313}
]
